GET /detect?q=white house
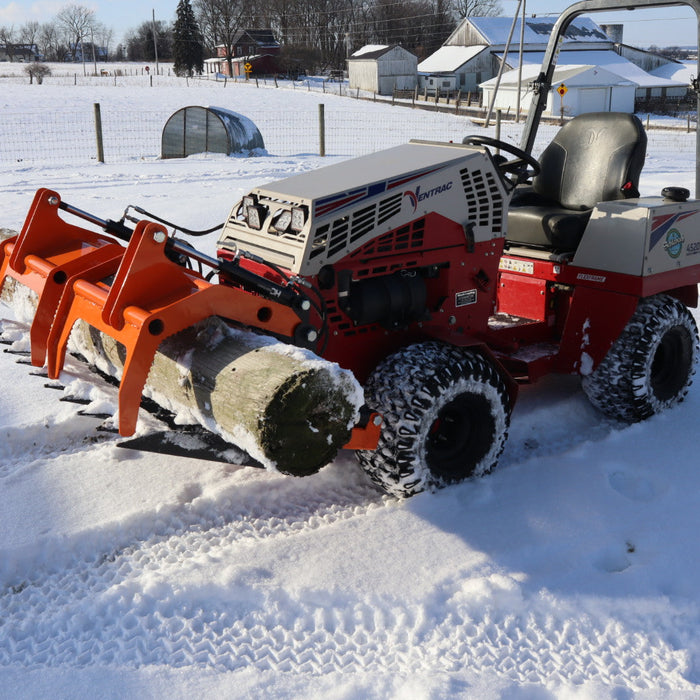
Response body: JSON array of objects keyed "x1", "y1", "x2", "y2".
[{"x1": 347, "y1": 45, "x2": 418, "y2": 95}]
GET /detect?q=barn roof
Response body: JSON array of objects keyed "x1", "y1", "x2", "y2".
[
  {"x1": 466, "y1": 16, "x2": 610, "y2": 46},
  {"x1": 417, "y1": 45, "x2": 487, "y2": 73},
  {"x1": 501, "y1": 49, "x2": 688, "y2": 88},
  {"x1": 348, "y1": 45, "x2": 415, "y2": 60},
  {"x1": 480, "y1": 63, "x2": 633, "y2": 88}
]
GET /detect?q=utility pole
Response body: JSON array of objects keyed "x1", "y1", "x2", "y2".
[
  {"x1": 516, "y1": 0, "x2": 525, "y2": 122},
  {"x1": 152, "y1": 9, "x2": 160, "y2": 75},
  {"x1": 484, "y1": 0, "x2": 523, "y2": 128}
]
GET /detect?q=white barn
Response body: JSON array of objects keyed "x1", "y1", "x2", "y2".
[
  {"x1": 499, "y1": 48, "x2": 688, "y2": 101},
  {"x1": 481, "y1": 64, "x2": 636, "y2": 117},
  {"x1": 420, "y1": 15, "x2": 688, "y2": 107},
  {"x1": 347, "y1": 45, "x2": 418, "y2": 95}
]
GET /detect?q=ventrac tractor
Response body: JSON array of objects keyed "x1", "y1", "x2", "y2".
[{"x1": 3, "y1": 0, "x2": 700, "y2": 497}]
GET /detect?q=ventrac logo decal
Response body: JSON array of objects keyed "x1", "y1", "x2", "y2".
[
  {"x1": 314, "y1": 165, "x2": 445, "y2": 218},
  {"x1": 403, "y1": 181, "x2": 453, "y2": 212},
  {"x1": 664, "y1": 229, "x2": 685, "y2": 258},
  {"x1": 650, "y1": 210, "x2": 698, "y2": 258}
]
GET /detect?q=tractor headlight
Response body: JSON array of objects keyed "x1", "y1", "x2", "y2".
[
  {"x1": 291, "y1": 206, "x2": 307, "y2": 233},
  {"x1": 271, "y1": 208, "x2": 292, "y2": 233},
  {"x1": 246, "y1": 204, "x2": 267, "y2": 230}
]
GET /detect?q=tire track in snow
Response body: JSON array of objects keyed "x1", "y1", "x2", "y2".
[
  {"x1": 0, "y1": 459, "x2": 695, "y2": 689},
  {"x1": 0, "y1": 551, "x2": 694, "y2": 690}
]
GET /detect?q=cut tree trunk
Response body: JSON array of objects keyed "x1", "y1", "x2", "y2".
[{"x1": 0, "y1": 241, "x2": 363, "y2": 476}]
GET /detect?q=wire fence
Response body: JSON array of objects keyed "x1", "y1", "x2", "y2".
[{"x1": 1, "y1": 75, "x2": 697, "y2": 165}]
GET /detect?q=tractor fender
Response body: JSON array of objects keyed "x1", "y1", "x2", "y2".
[
  {"x1": 556, "y1": 285, "x2": 640, "y2": 377},
  {"x1": 426, "y1": 332, "x2": 519, "y2": 410}
]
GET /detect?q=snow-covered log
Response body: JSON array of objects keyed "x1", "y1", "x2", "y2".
[{"x1": 0, "y1": 241, "x2": 363, "y2": 476}]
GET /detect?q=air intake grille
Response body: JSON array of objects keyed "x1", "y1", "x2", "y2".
[
  {"x1": 309, "y1": 192, "x2": 404, "y2": 261},
  {"x1": 460, "y1": 167, "x2": 504, "y2": 234}
]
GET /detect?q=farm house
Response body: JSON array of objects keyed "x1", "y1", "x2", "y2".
[{"x1": 347, "y1": 45, "x2": 418, "y2": 95}]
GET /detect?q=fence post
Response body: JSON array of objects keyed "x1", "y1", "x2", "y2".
[
  {"x1": 93, "y1": 103, "x2": 105, "y2": 163},
  {"x1": 319, "y1": 104, "x2": 326, "y2": 157},
  {"x1": 495, "y1": 110, "x2": 502, "y2": 152}
]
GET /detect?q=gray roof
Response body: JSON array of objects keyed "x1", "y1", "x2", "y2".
[{"x1": 467, "y1": 16, "x2": 610, "y2": 46}]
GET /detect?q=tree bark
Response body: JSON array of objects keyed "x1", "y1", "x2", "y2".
[{"x1": 0, "y1": 250, "x2": 363, "y2": 476}]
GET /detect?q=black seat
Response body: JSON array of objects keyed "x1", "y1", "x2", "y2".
[{"x1": 507, "y1": 112, "x2": 647, "y2": 251}]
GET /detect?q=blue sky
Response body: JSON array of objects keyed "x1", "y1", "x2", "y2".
[{"x1": 1, "y1": 0, "x2": 698, "y2": 49}]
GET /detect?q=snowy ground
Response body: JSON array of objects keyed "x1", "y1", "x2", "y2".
[{"x1": 1, "y1": 64, "x2": 700, "y2": 699}]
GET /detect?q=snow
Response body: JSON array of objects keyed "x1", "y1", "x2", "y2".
[
  {"x1": 467, "y1": 16, "x2": 610, "y2": 47},
  {"x1": 651, "y1": 61, "x2": 696, "y2": 84},
  {"x1": 1, "y1": 63, "x2": 700, "y2": 699},
  {"x1": 417, "y1": 45, "x2": 487, "y2": 74},
  {"x1": 501, "y1": 50, "x2": 688, "y2": 89},
  {"x1": 351, "y1": 45, "x2": 390, "y2": 58},
  {"x1": 480, "y1": 63, "x2": 634, "y2": 89}
]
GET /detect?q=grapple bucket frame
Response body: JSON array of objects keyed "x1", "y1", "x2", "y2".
[{"x1": 1, "y1": 189, "x2": 308, "y2": 437}]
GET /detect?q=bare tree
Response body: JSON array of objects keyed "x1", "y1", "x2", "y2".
[
  {"x1": 38, "y1": 22, "x2": 64, "y2": 61},
  {"x1": 24, "y1": 63, "x2": 51, "y2": 84},
  {"x1": 125, "y1": 21, "x2": 173, "y2": 61},
  {"x1": 0, "y1": 25, "x2": 16, "y2": 61},
  {"x1": 195, "y1": 0, "x2": 248, "y2": 76},
  {"x1": 56, "y1": 4, "x2": 96, "y2": 70},
  {"x1": 93, "y1": 23, "x2": 114, "y2": 60},
  {"x1": 453, "y1": 0, "x2": 501, "y2": 19},
  {"x1": 19, "y1": 21, "x2": 40, "y2": 48}
]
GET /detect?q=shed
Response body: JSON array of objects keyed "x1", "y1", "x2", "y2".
[
  {"x1": 480, "y1": 64, "x2": 636, "y2": 117},
  {"x1": 417, "y1": 45, "x2": 489, "y2": 94},
  {"x1": 161, "y1": 106, "x2": 265, "y2": 159},
  {"x1": 347, "y1": 45, "x2": 417, "y2": 95}
]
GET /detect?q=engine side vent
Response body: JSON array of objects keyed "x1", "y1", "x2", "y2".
[
  {"x1": 309, "y1": 191, "x2": 406, "y2": 261},
  {"x1": 349, "y1": 217, "x2": 425, "y2": 262},
  {"x1": 377, "y1": 193, "x2": 403, "y2": 225},
  {"x1": 349, "y1": 203, "x2": 377, "y2": 243},
  {"x1": 460, "y1": 167, "x2": 504, "y2": 234},
  {"x1": 327, "y1": 217, "x2": 350, "y2": 258}
]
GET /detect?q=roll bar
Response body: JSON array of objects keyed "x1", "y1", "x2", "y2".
[{"x1": 519, "y1": 0, "x2": 700, "y2": 197}]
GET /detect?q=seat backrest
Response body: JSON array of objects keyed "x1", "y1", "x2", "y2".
[{"x1": 533, "y1": 112, "x2": 647, "y2": 211}]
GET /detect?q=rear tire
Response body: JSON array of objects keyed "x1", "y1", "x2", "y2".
[
  {"x1": 356, "y1": 342, "x2": 510, "y2": 498},
  {"x1": 582, "y1": 294, "x2": 698, "y2": 422}
]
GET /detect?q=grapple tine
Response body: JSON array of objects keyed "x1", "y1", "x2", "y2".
[
  {"x1": 44, "y1": 218, "x2": 304, "y2": 437},
  {"x1": 0, "y1": 188, "x2": 124, "y2": 366}
]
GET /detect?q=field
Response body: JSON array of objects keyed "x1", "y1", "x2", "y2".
[{"x1": 1, "y1": 63, "x2": 700, "y2": 699}]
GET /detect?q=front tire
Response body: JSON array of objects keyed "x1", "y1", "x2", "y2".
[
  {"x1": 357, "y1": 342, "x2": 511, "y2": 498},
  {"x1": 582, "y1": 294, "x2": 698, "y2": 422}
]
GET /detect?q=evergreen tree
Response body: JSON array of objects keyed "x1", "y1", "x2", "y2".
[{"x1": 173, "y1": 0, "x2": 204, "y2": 77}]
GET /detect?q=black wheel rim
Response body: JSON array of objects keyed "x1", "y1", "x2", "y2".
[
  {"x1": 650, "y1": 325, "x2": 693, "y2": 401},
  {"x1": 425, "y1": 393, "x2": 494, "y2": 481}
]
